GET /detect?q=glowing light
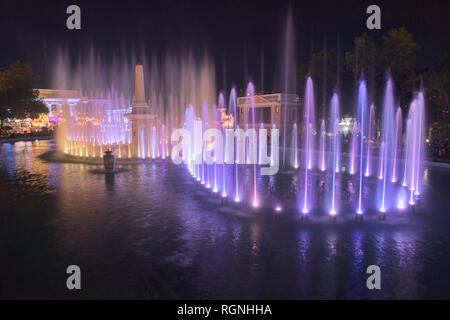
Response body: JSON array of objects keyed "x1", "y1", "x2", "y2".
[
  {"x1": 275, "y1": 206, "x2": 282, "y2": 212},
  {"x1": 397, "y1": 199, "x2": 406, "y2": 210}
]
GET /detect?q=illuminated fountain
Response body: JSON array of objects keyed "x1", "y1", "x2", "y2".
[
  {"x1": 50, "y1": 21, "x2": 427, "y2": 223},
  {"x1": 55, "y1": 47, "x2": 216, "y2": 163}
]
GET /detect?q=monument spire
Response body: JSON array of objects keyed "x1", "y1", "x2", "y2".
[
  {"x1": 133, "y1": 64, "x2": 146, "y2": 105},
  {"x1": 125, "y1": 63, "x2": 157, "y2": 158}
]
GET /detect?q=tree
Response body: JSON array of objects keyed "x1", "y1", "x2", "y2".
[
  {"x1": 344, "y1": 27, "x2": 421, "y2": 107},
  {"x1": 0, "y1": 61, "x2": 47, "y2": 128},
  {"x1": 344, "y1": 33, "x2": 376, "y2": 83},
  {"x1": 380, "y1": 27, "x2": 421, "y2": 106},
  {"x1": 423, "y1": 52, "x2": 450, "y2": 124}
]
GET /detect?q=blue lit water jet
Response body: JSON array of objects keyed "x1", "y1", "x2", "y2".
[
  {"x1": 319, "y1": 119, "x2": 326, "y2": 171},
  {"x1": 329, "y1": 93, "x2": 340, "y2": 216},
  {"x1": 392, "y1": 107, "x2": 402, "y2": 183},
  {"x1": 365, "y1": 104, "x2": 375, "y2": 177},
  {"x1": 378, "y1": 77, "x2": 395, "y2": 214},
  {"x1": 301, "y1": 77, "x2": 315, "y2": 214},
  {"x1": 356, "y1": 78, "x2": 368, "y2": 215}
]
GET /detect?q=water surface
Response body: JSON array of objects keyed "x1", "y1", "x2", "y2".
[{"x1": 1, "y1": 140, "x2": 449, "y2": 299}]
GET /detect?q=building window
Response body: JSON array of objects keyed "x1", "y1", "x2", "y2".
[{"x1": 275, "y1": 106, "x2": 279, "y2": 113}]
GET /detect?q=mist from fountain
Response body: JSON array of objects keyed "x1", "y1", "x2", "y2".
[
  {"x1": 281, "y1": 8, "x2": 296, "y2": 169},
  {"x1": 54, "y1": 46, "x2": 216, "y2": 160}
]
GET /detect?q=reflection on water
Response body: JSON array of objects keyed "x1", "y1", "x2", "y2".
[{"x1": 0, "y1": 140, "x2": 450, "y2": 299}]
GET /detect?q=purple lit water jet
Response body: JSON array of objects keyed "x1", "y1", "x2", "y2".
[
  {"x1": 319, "y1": 119, "x2": 326, "y2": 171},
  {"x1": 356, "y1": 78, "x2": 368, "y2": 215},
  {"x1": 301, "y1": 77, "x2": 315, "y2": 214}
]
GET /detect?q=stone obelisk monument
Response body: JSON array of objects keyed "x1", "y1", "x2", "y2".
[{"x1": 125, "y1": 64, "x2": 156, "y2": 158}]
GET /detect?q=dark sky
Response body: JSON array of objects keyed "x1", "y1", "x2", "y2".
[{"x1": 0, "y1": 0, "x2": 449, "y2": 90}]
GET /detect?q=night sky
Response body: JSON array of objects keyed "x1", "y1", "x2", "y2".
[{"x1": 0, "y1": 0, "x2": 449, "y2": 91}]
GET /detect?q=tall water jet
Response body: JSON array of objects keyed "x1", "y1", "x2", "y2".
[
  {"x1": 211, "y1": 104, "x2": 219, "y2": 193},
  {"x1": 329, "y1": 93, "x2": 340, "y2": 217},
  {"x1": 365, "y1": 104, "x2": 375, "y2": 176},
  {"x1": 356, "y1": 77, "x2": 368, "y2": 216},
  {"x1": 184, "y1": 104, "x2": 196, "y2": 175},
  {"x1": 404, "y1": 91, "x2": 425, "y2": 204},
  {"x1": 392, "y1": 107, "x2": 402, "y2": 183},
  {"x1": 350, "y1": 122, "x2": 358, "y2": 175},
  {"x1": 378, "y1": 77, "x2": 395, "y2": 215},
  {"x1": 246, "y1": 82, "x2": 258, "y2": 208},
  {"x1": 301, "y1": 77, "x2": 315, "y2": 215},
  {"x1": 229, "y1": 88, "x2": 240, "y2": 203},
  {"x1": 413, "y1": 92, "x2": 425, "y2": 196},
  {"x1": 281, "y1": 8, "x2": 296, "y2": 168},
  {"x1": 319, "y1": 119, "x2": 326, "y2": 171},
  {"x1": 161, "y1": 123, "x2": 166, "y2": 160},
  {"x1": 291, "y1": 123, "x2": 298, "y2": 168},
  {"x1": 218, "y1": 93, "x2": 227, "y2": 197},
  {"x1": 151, "y1": 125, "x2": 157, "y2": 159},
  {"x1": 202, "y1": 101, "x2": 209, "y2": 187},
  {"x1": 402, "y1": 118, "x2": 411, "y2": 187}
]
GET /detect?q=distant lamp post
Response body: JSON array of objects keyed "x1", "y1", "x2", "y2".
[{"x1": 103, "y1": 150, "x2": 114, "y2": 170}]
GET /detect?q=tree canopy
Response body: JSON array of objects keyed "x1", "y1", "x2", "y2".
[
  {"x1": 299, "y1": 27, "x2": 423, "y2": 113},
  {"x1": 423, "y1": 52, "x2": 449, "y2": 124},
  {"x1": 0, "y1": 61, "x2": 47, "y2": 126}
]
